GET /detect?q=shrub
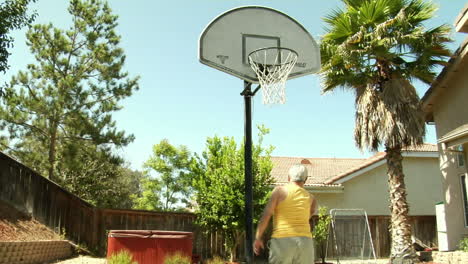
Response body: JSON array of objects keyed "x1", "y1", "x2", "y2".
[
  {"x1": 164, "y1": 251, "x2": 191, "y2": 264},
  {"x1": 108, "y1": 250, "x2": 138, "y2": 264},
  {"x1": 459, "y1": 237, "x2": 468, "y2": 252},
  {"x1": 205, "y1": 255, "x2": 224, "y2": 264},
  {"x1": 314, "y1": 206, "x2": 332, "y2": 264}
]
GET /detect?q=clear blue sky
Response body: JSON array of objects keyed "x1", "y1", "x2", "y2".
[{"x1": 5, "y1": 0, "x2": 467, "y2": 170}]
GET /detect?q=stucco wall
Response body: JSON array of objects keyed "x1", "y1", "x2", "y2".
[
  {"x1": 314, "y1": 157, "x2": 443, "y2": 216},
  {"x1": 433, "y1": 59, "x2": 468, "y2": 135},
  {"x1": 431, "y1": 56, "x2": 468, "y2": 250},
  {"x1": 437, "y1": 143, "x2": 468, "y2": 250}
]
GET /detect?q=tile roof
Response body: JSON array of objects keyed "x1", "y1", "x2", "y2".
[
  {"x1": 402, "y1": 143, "x2": 438, "y2": 152},
  {"x1": 270, "y1": 156, "x2": 366, "y2": 185},
  {"x1": 271, "y1": 182, "x2": 343, "y2": 188},
  {"x1": 271, "y1": 144, "x2": 438, "y2": 186},
  {"x1": 324, "y1": 143, "x2": 438, "y2": 184},
  {"x1": 323, "y1": 152, "x2": 386, "y2": 184}
]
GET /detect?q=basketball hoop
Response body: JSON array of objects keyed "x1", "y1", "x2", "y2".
[
  {"x1": 248, "y1": 47, "x2": 298, "y2": 105},
  {"x1": 199, "y1": 7, "x2": 320, "y2": 263}
]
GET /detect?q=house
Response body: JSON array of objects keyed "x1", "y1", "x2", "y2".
[
  {"x1": 421, "y1": 3, "x2": 468, "y2": 251},
  {"x1": 271, "y1": 144, "x2": 442, "y2": 216},
  {"x1": 270, "y1": 144, "x2": 442, "y2": 256}
]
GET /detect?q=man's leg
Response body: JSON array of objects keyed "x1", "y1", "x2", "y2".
[
  {"x1": 268, "y1": 237, "x2": 296, "y2": 264},
  {"x1": 293, "y1": 237, "x2": 314, "y2": 264}
]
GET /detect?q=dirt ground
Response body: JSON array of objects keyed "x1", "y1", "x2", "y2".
[
  {"x1": 0, "y1": 201, "x2": 105, "y2": 263},
  {"x1": 0, "y1": 201, "x2": 62, "y2": 241}
]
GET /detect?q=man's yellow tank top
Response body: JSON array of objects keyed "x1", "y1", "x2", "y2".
[{"x1": 272, "y1": 183, "x2": 312, "y2": 238}]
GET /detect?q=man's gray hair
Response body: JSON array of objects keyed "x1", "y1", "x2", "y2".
[{"x1": 289, "y1": 164, "x2": 308, "y2": 182}]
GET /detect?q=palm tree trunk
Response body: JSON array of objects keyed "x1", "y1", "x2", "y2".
[{"x1": 386, "y1": 146, "x2": 418, "y2": 264}]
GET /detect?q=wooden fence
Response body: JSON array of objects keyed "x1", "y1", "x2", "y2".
[
  {"x1": 0, "y1": 152, "x2": 437, "y2": 260},
  {"x1": 95, "y1": 209, "x2": 220, "y2": 258},
  {"x1": 0, "y1": 152, "x2": 233, "y2": 259},
  {"x1": 314, "y1": 215, "x2": 437, "y2": 259}
]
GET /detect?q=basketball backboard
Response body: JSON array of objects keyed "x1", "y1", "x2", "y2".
[{"x1": 199, "y1": 6, "x2": 320, "y2": 84}]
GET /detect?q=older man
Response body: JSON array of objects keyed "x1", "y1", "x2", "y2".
[{"x1": 253, "y1": 164, "x2": 317, "y2": 264}]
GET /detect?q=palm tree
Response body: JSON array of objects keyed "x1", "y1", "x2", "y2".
[{"x1": 320, "y1": 0, "x2": 452, "y2": 263}]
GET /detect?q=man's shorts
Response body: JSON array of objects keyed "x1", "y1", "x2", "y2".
[{"x1": 268, "y1": 236, "x2": 314, "y2": 264}]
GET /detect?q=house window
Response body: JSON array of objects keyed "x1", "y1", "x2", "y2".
[
  {"x1": 458, "y1": 154, "x2": 465, "y2": 167},
  {"x1": 457, "y1": 145, "x2": 465, "y2": 168},
  {"x1": 461, "y1": 174, "x2": 468, "y2": 227}
]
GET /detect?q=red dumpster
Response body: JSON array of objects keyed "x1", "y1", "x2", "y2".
[{"x1": 107, "y1": 230, "x2": 193, "y2": 264}]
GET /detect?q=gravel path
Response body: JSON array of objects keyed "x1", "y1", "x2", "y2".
[
  {"x1": 50, "y1": 257, "x2": 391, "y2": 264},
  {"x1": 50, "y1": 255, "x2": 106, "y2": 264}
]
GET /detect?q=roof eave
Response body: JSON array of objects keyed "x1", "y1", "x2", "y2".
[
  {"x1": 329, "y1": 151, "x2": 438, "y2": 184},
  {"x1": 422, "y1": 39, "x2": 468, "y2": 121},
  {"x1": 438, "y1": 124, "x2": 468, "y2": 149},
  {"x1": 269, "y1": 184, "x2": 344, "y2": 193},
  {"x1": 455, "y1": 3, "x2": 468, "y2": 33},
  {"x1": 304, "y1": 185, "x2": 344, "y2": 193}
]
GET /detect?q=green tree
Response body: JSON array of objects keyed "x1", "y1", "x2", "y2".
[
  {"x1": 139, "y1": 139, "x2": 193, "y2": 211},
  {"x1": 119, "y1": 167, "x2": 145, "y2": 208},
  {"x1": 59, "y1": 142, "x2": 143, "y2": 208},
  {"x1": 191, "y1": 125, "x2": 274, "y2": 262},
  {"x1": 314, "y1": 207, "x2": 332, "y2": 264},
  {"x1": 0, "y1": 0, "x2": 36, "y2": 74},
  {"x1": 131, "y1": 175, "x2": 163, "y2": 211},
  {"x1": 320, "y1": 0, "x2": 451, "y2": 262},
  {"x1": 0, "y1": 0, "x2": 139, "y2": 182}
]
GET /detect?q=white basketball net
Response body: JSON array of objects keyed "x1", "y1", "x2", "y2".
[{"x1": 248, "y1": 47, "x2": 298, "y2": 105}]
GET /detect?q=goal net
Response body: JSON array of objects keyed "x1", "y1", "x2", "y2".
[{"x1": 326, "y1": 209, "x2": 377, "y2": 264}]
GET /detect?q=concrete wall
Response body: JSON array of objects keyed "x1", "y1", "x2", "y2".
[
  {"x1": 431, "y1": 250, "x2": 468, "y2": 264},
  {"x1": 314, "y1": 157, "x2": 443, "y2": 216},
  {"x1": 432, "y1": 56, "x2": 468, "y2": 250}
]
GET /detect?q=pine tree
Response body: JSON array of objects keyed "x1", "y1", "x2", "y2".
[{"x1": 0, "y1": 0, "x2": 139, "y2": 182}]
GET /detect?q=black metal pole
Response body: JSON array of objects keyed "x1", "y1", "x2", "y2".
[{"x1": 241, "y1": 80, "x2": 254, "y2": 264}]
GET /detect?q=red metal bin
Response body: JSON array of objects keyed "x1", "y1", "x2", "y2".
[{"x1": 107, "y1": 230, "x2": 193, "y2": 264}]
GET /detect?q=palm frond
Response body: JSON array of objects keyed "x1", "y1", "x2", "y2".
[
  {"x1": 355, "y1": 77, "x2": 425, "y2": 151},
  {"x1": 323, "y1": 8, "x2": 345, "y2": 26},
  {"x1": 405, "y1": 0, "x2": 438, "y2": 24},
  {"x1": 321, "y1": 0, "x2": 451, "y2": 150}
]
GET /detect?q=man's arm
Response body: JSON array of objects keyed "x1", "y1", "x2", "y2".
[
  {"x1": 310, "y1": 193, "x2": 317, "y2": 218},
  {"x1": 253, "y1": 186, "x2": 282, "y2": 255}
]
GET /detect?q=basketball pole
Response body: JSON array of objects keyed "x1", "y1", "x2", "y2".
[{"x1": 241, "y1": 81, "x2": 260, "y2": 264}]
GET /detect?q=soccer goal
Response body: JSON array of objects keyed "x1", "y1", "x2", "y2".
[{"x1": 326, "y1": 209, "x2": 377, "y2": 264}]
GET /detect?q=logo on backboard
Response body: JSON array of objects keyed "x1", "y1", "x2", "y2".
[
  {"x1": 295, "y1": 62, "x2": 307, "y2": 68},
  {"x1": 216, "y1": 55, "x2": 229, "y2": 64}
]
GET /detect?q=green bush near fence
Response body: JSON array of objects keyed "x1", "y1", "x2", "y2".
[
  {"x1": 108, "y1": 250, "x2": 138, "y2": 264},
  {"x1": 314, "y1": 206, "x2": 332, "y2": 264}
]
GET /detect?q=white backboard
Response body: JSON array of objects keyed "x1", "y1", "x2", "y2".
[{"x1": 199, "y1": 6, "x2": 320, "y2": 83}]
